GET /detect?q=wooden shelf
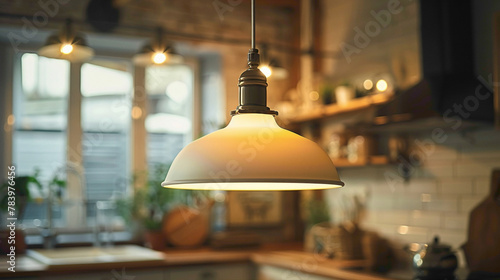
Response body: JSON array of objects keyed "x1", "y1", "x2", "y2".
[
  {"x1": 286, "y1": 92, "x2": 394, "y2": 124},
  {"x1": 332, "y1": 155, "x2": 391, "y2": 168}
]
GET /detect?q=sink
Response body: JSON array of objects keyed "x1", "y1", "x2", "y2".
[{"x1": 27, "y1": 245, "x2": 165, "y2": 268}]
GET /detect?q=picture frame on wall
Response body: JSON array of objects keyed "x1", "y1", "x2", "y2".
[{"x1": 226, "y1": 191, "x2": 284, "y2": 228}]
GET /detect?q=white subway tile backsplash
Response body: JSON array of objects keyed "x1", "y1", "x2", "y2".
[
  {"x1": 324, "y1": 128, "x2": 498, "y2": 265},
  {"x1": 406, "y1": 179, "x2": 438, "y2": 194},
  {"x1": 410, "y1": 210, "x2": 441, "y2": 228},
  {"x1": 419, "y1": 163, "x2": 454, "y2": 178},
  {"x1": 454, "y1": 159, "x2": 500, "y2": 177},
  {"x1": 459, "y1": 129, "x2": 500, "y2": 146},
  {"x1": 439, "y1": 179, "x2": 473, "y2": 195},
  {"x1": 460, "y1": 144, "x2": 500, "y2": 160},
  {"x1": 426, "y1": 196, "x2": 459, "y2": 212},
  {"x1": 394, "y1": 225, "x2": 430, "y2": 244},
  {"x1": 366, "y1": 194, "x2": 395, "y2": 210},
  {"x1": 459, "y1": 196, "x2": 485, "y2": 213},
  {"x1": 418, "y1": 146, "x2": 459, "y2": 161},
  {"x1": 473, "y1": 178, "x2": 491, "y2": 195},
  {"x1": 393, "y1": 194, "x2": 424, "y2": 210},
  {"x1": 443, "y1": 214, "x2": 469, "y2": 230},
  {"x1": 374, "y1": 211, "x2": 410, "y2": 225},
  {"x1": 368, "y1": 180, "x2": 406, "y2": 194}
]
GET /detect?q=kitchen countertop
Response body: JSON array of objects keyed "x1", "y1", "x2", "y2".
[
  {"x1": 0, "y1": 243, "x2": 466, "y2": 279},
  {"x1": 0, "y1": 243, "x2": 301, "y2": 278}
]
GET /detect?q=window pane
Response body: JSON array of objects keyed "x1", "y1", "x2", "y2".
[
  {"x1": 14, "y1": 53, "x2": 69, "y2": 225},
  {"x1": 22, "y1": 53, "x2": 70, "y2": 99},
  {"x1": 18, "y1": 53, "x2": 69, "y2": 130},
  {"x1": 80, "y1": 59, "x2": 132, "y2": 222},
  {"x1": 146, "y1": 65, "x2": 194, "y2": 166}
]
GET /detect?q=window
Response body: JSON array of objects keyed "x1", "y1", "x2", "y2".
[
  {"x1": 145, "y1": 65, "x2": 194, "y2": 167},
  {"x1": 9, "y1": 50, "x2": 205, "y2": 240},
  {"x1": 13, "y1": 53, "x2": 69, "y2": 227},
  {"x1": 80, "y1": 60, "x2": 132, "y2": 221}
]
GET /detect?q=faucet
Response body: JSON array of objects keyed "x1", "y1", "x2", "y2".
[
  {"x1": 94, "y1": 200, "x2": 115, "y2": 247},
  {"x1": 36, "y1": 163, "x2": 83, "y2": 249},
  {"x1": 35, "y1": 183, "x2": 57, "y2": 249}
]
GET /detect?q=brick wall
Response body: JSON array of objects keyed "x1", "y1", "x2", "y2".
[{"x1": 324, "y1": 127, "x2": 500, "y2": 265}]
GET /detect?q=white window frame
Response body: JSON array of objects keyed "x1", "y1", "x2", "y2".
[{"x1": 3, "y1": 46, "x2": 201, "y2": 236}]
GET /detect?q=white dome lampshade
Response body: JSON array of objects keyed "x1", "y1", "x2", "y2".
[
  {"x1": 162, "y1": 113, "x2": 344, "y2": 191},
  {"x1": 161, "y1": 0, "x2": 344, "y2": 191},
  {"x1": 259, "y1": 45, "x2": 288, "y2": 80}
]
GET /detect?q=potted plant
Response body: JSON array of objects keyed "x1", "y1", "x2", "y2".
[
  {"x1": 302, "y1": 197, "x2": 331, "y2": 252},
  {"x1": 117, "y1": 163, "x2": 205, "y2": 250},
  {"x1": 0, "y1": 169, "x2": 42, "y2": 254},
  {"x1": 319, "y1": 83, "x2": 335, "y2": 105},
  {"x1": 335, "y1": 81, "x2": 355, "y2": 106}
]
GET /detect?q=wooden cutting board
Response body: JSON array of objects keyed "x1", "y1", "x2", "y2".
[
  {"x1": 463, "y1": 169, "x2": 500, "y2": 273},
  {"x1": 163, "y1": 205, "x2": 210, "y2": 248}
]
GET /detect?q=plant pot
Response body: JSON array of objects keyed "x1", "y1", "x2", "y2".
[
  {"x1": 335, "y1": 86, "x2": 355, "y2": 106},
  {"x1": 144, "y1": 231, "x2": 165, "y2": 251},
  {"x1": 0, "y1": 229, "x2": 27, "y2": 254}
]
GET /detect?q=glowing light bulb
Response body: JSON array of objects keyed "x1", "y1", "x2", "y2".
[
  {"x1": 60, "y1": 44, "x2": 73, "y2": 54},
  {"x1": 260, "y1": 65, "x2": 272, "y2": 78},
  {"x1": 153, "y1": 52, "x2": 167, "y2": 64},
  {"x1": 363, "y1": 79, "x2": 373, "y2": 90},
  {"x1": 131, "y1": 106, "x2": 143, "y2": 120},
  {"x1": 376, "y1": 79, "x2": 388, "y2": 92}
]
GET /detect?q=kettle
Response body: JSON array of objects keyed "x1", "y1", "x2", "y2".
[{"x1": 405, "y1": 236, "x2": 458, "y2": 280}]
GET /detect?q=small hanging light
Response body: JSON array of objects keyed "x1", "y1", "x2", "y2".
[
  {"x1": 38, "y1": 19, "x2": 94, "y2": 62},
  {"x1": 161, "y1": 0, "x2": 344, "y2": 191},
  {"x1": 133, "y1": 27, "x2": 183, "y2": 66},
  {"x1": 259, "y1": 44, "x2": 288, "y2": 79}
]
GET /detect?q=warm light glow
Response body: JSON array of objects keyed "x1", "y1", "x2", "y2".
[
  {"x1": 214, "y1": 192, "x2": 226, "y2": 202},
  {"x1": 39, "y1": 43, "x2": 94, "y2": 62},
  {"x1": 309, "y1": 91, "x2": 319, "y2": 101},
  {"x1": 398, "y1": 225, "x2": 409, "y2": 235},
  {"x1": 164, "y1": 182, "x2": 343, "y2": 191},
  {"x1": 376, "y1": 79, "x2": 388, "y2": 92},
  {"x1": 7, "y1": 115, "x2": 15, "y2": 126},
  {"x1": 363, "y1": 79, "x2": 373, "y2": 90},
  {"x1": 131, "y1": 106, "x2": 142, "y2": 120},
  {"x1": 421, "y1": 193, "x2": 432, "y2": 202},
  {"x1": 162, "y1": 114, "x2": 344, "y2": 191},
  {"x1": 153, "y1": 52, "x2": 167, "y2": 64},
  {"x1": 259, "y1": 65, "x2": 272, "y2": 78},
  {"x1": 60, "y1": 44, "x2": 74, "y2": 54}
]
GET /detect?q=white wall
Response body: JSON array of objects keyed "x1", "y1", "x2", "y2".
[{"x1": 324, "y1": 127, "x2": 500, "y2": 265}]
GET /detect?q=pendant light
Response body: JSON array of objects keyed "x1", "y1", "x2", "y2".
[
  {"x1": 38, "y1": 19, "x2": 94, "y2": 62},
  {"x1": 161, "y1": 0, "x2": 344, "y2": 191},
  {"x1": 133, "y1": 27, "x2": 183, "y2": 66},
  {"x1": 259, "y1": 44, "x2": 288, "y2": 79}
]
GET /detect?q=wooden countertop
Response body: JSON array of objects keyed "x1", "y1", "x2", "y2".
[
  {"x1": 252, "y1": 251, "x2": 398, "y2": 280},
  {"x1": 161, "y1": 242, "x2": 303, "y2": 266},
  {"x1": 0, "y1": 243, "x2": 406, "y2": 279}
]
